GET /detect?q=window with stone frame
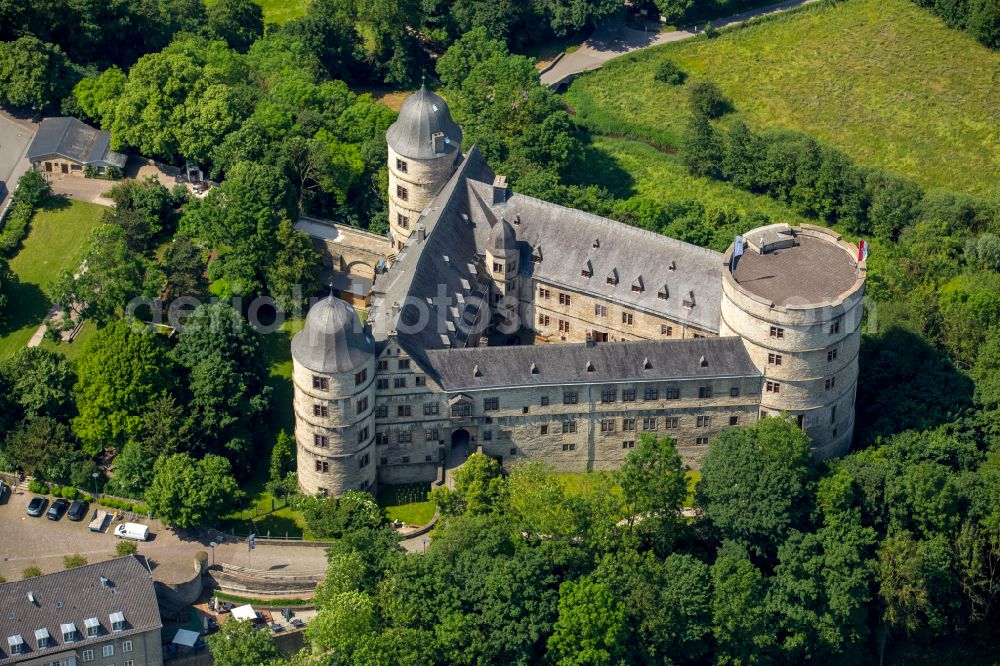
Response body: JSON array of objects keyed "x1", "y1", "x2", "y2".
[
  {"x1": 416, "y1": 375, "x2": 426, "y2": 386},
  {"x1": 600, "y1": 418, "x2": 616, "y2": 433},
  {"x1": 563, "y1": 391, "x2": 578, "y2": 404},
  {"x1": 313, "y1": 434, "x2": 328, "y2": 447},
  {"x1": 661, "y1": 324, "x2": 673, "y2": 335},
  {"x1": 396, "y1": 184, "x2": 408, "y2": 201},
  {"x1": 312, "y1": 376, "x2": 329, "y2": 390},
  {"x1": 562, "y1": 443, "x2": 576, "y2": 451},
  {"x1": 730, "y1": 387, "x2": 740, "y2": 397},
  {"x1": 425, "y1": 429, "x2": 439, "y2": 442},
  {"x1": 377, "y1": 360, "x2": 388, "y2": 371},
  {"x1": 665, "y1": 387, "x2": 680, "y2": 400},
  {"x1": 699, "y1": 386, "x2": 713, "y2": 399},
  {"x1": 356, "y1": 397, "x2": 368, "y2": 413},
  {"x1": 642, "y1": 417, "x2": 657, "y2": 430},
  {"x1": 397, "y1": 213, "x2": 409, "y2": 229},
  {"x1": 358, "y1": 453, "x2": 370, "y2": 468},
  {"x1": 355, "y1": 369, "x2": 368, "y2": 386},
  {"x1": 540, "y1": 425, "x2": 548, "y2": 434},
  {"x1": 315, "y1": 461, "x2": 329, "y2": 473},
  {"x1": 397, "y1": 405, "x2": 411, "y2": 417},
  {"x1": 644, "y1": 387, "x2": 659, "y2": 401},
  {"x1": 595, "y1": 304, "x2": 607, "y2": 317},
  {"x1": 825, "y1": 377, "x2": 836, "y2": 390},
  {"x1": 396, "y1": 158, "x2": 408, "y2": 173},
  {"x1": 397, "y1": 431, "x2": 412, "y2": 444},
  {"x1": 558, "y1": 319, "x2": 570, "y2": 333},
  {"x1": 697, "y1": 416, "x2": 711, "y2": 427},
  {"x1": 377, "y1": 378, "x2": 389, "y2": 389},
  {"x1": 729, "y1": 415, "x2": 739, "y2": 426},
  {"x1": 484, "y1": 397, "x2": 499, "y2": 411},
  {"x1": 696, "y1": 437, "x2": 710, "y2": 445},
  {"x1": 766, "y1": 381, "x2": 780, "y2": 393},
  {"x1": 357, "y1": 426, "x2": 369, "y2": 442},
  {"x1": 559, "y1": 293, "x2": 571, "y2": 305},
  {"x1": 483, "y1": 430, "x2": 493, "y2": 441},
  {"x1": 423, "y1": 402, "x2": 439, "y2": 416},
  {"x1": 398, "y1": 359, "x2": 411, "y2": 370},
  {"x1": 313, "y1": 404, "x2": 329, "y2": 417},
  {"x1": 768, "y1": 353, "x2": 782, "y2": 365},
  {"x1": 623, "y1": 440, "x2": 636, "y2": 449},
  {"x1": 541, "y1": 395, "x2": 550, "y2": 406},
  {"x1": 622, "y1": 388, "x2": 636, "y2": 402},
  {"x1": 394, "y1": 377, "x2": 406, "y2": 388},
  {"x1": 562, "y1": 421, "x2": 577, "y2": 433},
  {"x1": 623, "y1": 418, "x2": 636, "y2": 431},
  {"x1": 375, "y1": 404, "x2": 388, "y2": 418},
  {"x1": 769, "y1": 326, "x2": 784, "y2": 339},
  {"x1": 376, "y1": 432, "x2": 389, "y2": 445},
  {"x1": 622, "y1": 312, "x2": 634, "y2": 326},
  {"x1": 665, "y1": 417, "x2": 679, "y2": 429},
  {"x1": 601, "y1": 388, "x2": 616, "y2": 403},
  {"x1": 827, "y1": 348, "x2": 838, "y2": 362}
]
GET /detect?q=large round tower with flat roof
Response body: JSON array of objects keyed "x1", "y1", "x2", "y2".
[
  {"x1": 385, "y1": 84, "x2": 463, "y2": 251},
  {"x1": 720, "y1": 224, "x2": 866, "y2": 459},
  {"x1": 291, "y1": 296, "x2": 377, "y2": 496}
]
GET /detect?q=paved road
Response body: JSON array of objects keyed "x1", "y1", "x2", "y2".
[
  {"x1": 0, "y1": 487, "x2": 327, "y2": 583},
  {"x1": 0, "y1": 112, "x2": 36, "y2": 211},
  {"x1": 540, "y1": 0, "x2": 817, "y2": 89}
]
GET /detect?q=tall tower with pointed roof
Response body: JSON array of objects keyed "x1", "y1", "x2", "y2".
[{"x1": 385, "y1": 84, "x2": 463, "y2": 250}]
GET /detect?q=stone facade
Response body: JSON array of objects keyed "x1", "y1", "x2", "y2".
[
  {"x1": 290, "y1": 91, "x2": 868, "y2": 498},
  {"x1": 386, "y1": 144, "x2": 459, "y2": 249}
]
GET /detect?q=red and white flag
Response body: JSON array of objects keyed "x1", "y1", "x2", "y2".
[{"x1": 857, "y1": 240, "x2": 868, "y2": 263}]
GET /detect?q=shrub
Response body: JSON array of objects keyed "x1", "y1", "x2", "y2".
[
  {"x1": 64, "y1": 554, "x2": 87, "y2": 569},
  {"x1": 49, "y1": 484, "x2": 61, "y2": 497},
  {"x1": 84, "y1": 165, "x2": 97, "y2": 178},
  {"x1": 654, "y1": 59, "x2": 687, "y2": 85},
  {"x1": 22, "y1": 566, "x2": 41, "y2": 579},
  {"x1": 0, "y1": 171, "x2": 51, "y2": 256},
  {"x1": 61, "y1": 486, "x2": 79, "y2": 500},
  {"x1": 106, "y1": 166, "x2": 123, "y2": 180},
  {"x1": 0, "y1": 575, "x2": 5, "y2": 583},
  {"x1": 704, "y1": 21, "x2": 718, "y2": 38},
  {"x1": 27, "y1": 480, "x2": 49, "y2": 494},
  {"x1": 689, "y1": 81, "x2": 730, "y2": 118},
  {"x1": 116, "y1": 541, "x2": 138, "y2": 557}
]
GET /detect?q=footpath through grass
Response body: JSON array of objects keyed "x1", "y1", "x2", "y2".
[
  {"x1": 0, "y1": 198, "x2": 105, "y2": 361},
  {"x1": 565, "y1": 0, "x2": 1000, "y2": 200}
]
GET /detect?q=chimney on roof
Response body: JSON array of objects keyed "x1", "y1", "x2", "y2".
[
  {"x1": 473, "y1": 364, "x2": 482, "y2": 377},
  {"x1": 415, "y1": 225, "x2": 426, "y2": 242},
  {"x1": 492, "y1": 175, "x2": 508, "y2": 205},
  {"x1": 432, "y1": 131, "x2": 446, "y2": 154}
]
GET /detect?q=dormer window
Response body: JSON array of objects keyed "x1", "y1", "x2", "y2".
[
  {"x1": 530, "y1": 363, "x2": 538, "y2": 375},
  {"x1": 85, "y1": 617, "x2": 100, "y2": 637},
  {"x1": 61, "y1": 623, "x2": 77, "y2": 643},
  {"x1": 593, "y1": 238, "x2": 600, "y2": 249},
  {"x1": 532, "y1": 247, "x2": 542, "y2": 263},
  {"x1": 631, "y1": 277, "x2": 643, "y2": 293},
  {"x1": 110, "y1": 612, "x2": 125, "y2": 632},
  {"x1": 586, "y1": 361, "x2": 595, "y2": 372},
  {"x1": 7, "y1": 635, "x2": 24, "y2": 655},
  {"x1": 700, "y1": 355, "x2": 708, "y2": 368},
  {"x1": 668, "y1": 260, "x2": 676, "y2": 271},
  {"x1": 35, "y1": 628, "x2": 50, "y2": 648},
  {"x1": 607, "y1": 269, "x2": 618, "y2": 286},
  {"x1": 658, "y1": 287, "x2": 668, "y2": 300},
  {"x1": 683, "y1": 291, "x2": 696, "y2": 308},
  {"x1": 581, "y1": 260, "x2": 593, "y2": 278}
]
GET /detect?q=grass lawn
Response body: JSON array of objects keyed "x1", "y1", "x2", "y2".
[
  {"x1": 378, "y1": 483, "x2": 435, "y2": 526},
  {"x1": 570, "y1": 135, "x2": 812, "y2": 225},
  {"x1": 0, "y1": 198, "x2": 106, "y2": 361},
  {"x1": 204, "y1": 0, "x2": 307, "y2": 24},
  {"x1": 565, "y1": 0, "x2": 1000, "y2": 200}
]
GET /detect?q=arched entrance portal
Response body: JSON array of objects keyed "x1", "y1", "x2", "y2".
[{"x1": 451, "y1": 428, "x2": 470, "y2": 450}]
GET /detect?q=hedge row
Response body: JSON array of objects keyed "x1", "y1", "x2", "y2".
[
  {"x1": 0, "y1": 171, "x2": 50, "y2": 256},
  {"x1": 213, "y1": 591, "x2": 313, "y2": 607},
  {"x1": 97, "y1": 497, "x2": 149, "y2": 514}
]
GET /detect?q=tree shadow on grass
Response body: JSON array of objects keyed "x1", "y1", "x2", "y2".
[
  {"x1": 564, "y1": 133, "x2": 637, "y2": 199},
  {"x1": 854, "y1": 326, "x2": 974, "y2": 447},
  {"x1": 38, "y1": 195, "x2": 72, "y2": 212},
  {"x1": 0, "y1": 280, "x2": 48, "y2": 338}
]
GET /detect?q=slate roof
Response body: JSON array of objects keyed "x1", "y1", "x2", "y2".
[
  {"x1": 385, "y1": 85, "x2": 463, "y2": 160},
  {"x1": 425, "y1": 336, "x2": 759, "y2": 391},
  {"x1": 0, "y1": 556, "x2": 161, "y2": 665},
  {"x1": 25, "y1": 117, "x2": 126, "y2": 168},
  {"x1": 292, "y1": 295, "x2": 375, "y2": 373},
  {"x1": 469, "y1": 180, "x2": 724, "y2": 332}
]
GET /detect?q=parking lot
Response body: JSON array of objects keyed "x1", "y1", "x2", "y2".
[{"x1": 0, "y1": 487, "x2": 328, "y2": 583}]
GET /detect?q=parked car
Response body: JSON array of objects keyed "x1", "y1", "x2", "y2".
[
  {"x1": 67, "y1": 499, "x2": 89, "y2": 521},
  {"x1": 26, "y1": 496, "x2": 48, "y2": 517},
  {"x1": 114, "y1": 522, "x2": 151, "y2": 541},
  {"x1": 0, "y1": 480, "x2": 8, "y2": 502},
  {"x1": 47, "y1": 498, "x2": 70, "y2": 520}
]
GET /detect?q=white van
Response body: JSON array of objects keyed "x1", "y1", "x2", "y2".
[{"x1": 114, "y1": 522, "x2": 150, "y2": 541}]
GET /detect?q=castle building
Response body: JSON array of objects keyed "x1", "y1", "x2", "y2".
[{"x1": 291, "y1": 89, "x2": 867, "y2": 497}]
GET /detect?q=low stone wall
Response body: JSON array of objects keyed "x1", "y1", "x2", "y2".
[{"x1": 156, "y1": 554, "x2": 206, "y2": 618}]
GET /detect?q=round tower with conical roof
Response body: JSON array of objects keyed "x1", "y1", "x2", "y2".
[
  {"x1": 291, "y1": 296, "x2": 377, "y2": 496},
  {"x1": 385, "y1": 84, "x2": 463, "y2": 250}
]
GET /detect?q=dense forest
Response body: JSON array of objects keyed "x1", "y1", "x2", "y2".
[{"x1": 2, "y1": 0, "x2": 1000, "y2": 662}]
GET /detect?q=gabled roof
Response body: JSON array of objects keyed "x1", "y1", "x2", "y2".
[
  {"x1": 0, "y1": 556, "x2": 161, "y2": 664},
  {"x1": 425, "y1": 337, "x2": 759, "y2": 391},
  {"x1": 25, "y1": 117, "x2": 126, "y2": 168}
]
